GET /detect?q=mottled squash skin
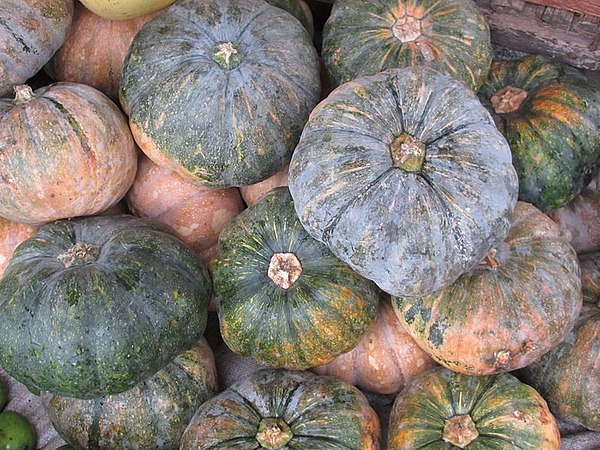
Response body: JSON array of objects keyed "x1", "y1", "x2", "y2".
[
  {"x1": 126, "y1": 154, "x2": 245, "y2": 266},
  {"x1": 213, "y1": 187, "x2": 379, "y2": 370},
  {"x1": 0, "y1": 0, "x2": 74, "y2": 97},
  {"x1": 580, "y1": 252, "x2": 600, "y2": 305},
  {"x1": 45, "y1": 2, "x2": 155, "y2": 100},
  {"x1": 322, "y1": 0, "x2": 492, "y2": 90},
  {"x1": 393, "y1": 202, "x2": 582, "y2": 375},
  {"x1": 42, "y1": 338, "x2": 218, "y2": 450},
  {"x1": 180, "y1": 369, "x2": 381, "y2": 450},
  {"x1": 0, "y1": 214, "x2": 212, "y2": 399},
  {"x1": 479, "y1": 55, "x2": 600, "y2": 213},
  {"x1": 0, "y1": 218, "x2": 38, "y2": 279},
  {"x1": 519, "y1": 304, "x2": 600, "y2": 431},
  {"x1": 0, "y1": 82, "x2": 137, "y2": 225},
  {"x1": 388, "y1": 367, "x2": 561, "y2": 449},
  {"x1": 312, "y1": 294, "x2": 437, "y2": 395},
  {"x1": 120, "y1": 0, "x2": 320, "y2": 188},
  {"x1": 289, "y1": 66, "x2": 518, "y2": 298},
  {"x1": 266, "y1": 0, "x2": 314, "y2": 38}
]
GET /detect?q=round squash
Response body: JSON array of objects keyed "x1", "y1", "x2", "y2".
[
  {"x1": 0, "y1": 0, "x2": 74, "y2": 97},
  {"x1": 126, "y1": 154, "x2": 245, "y2": 266},
  {"x1": 580, "y1": 252, "x2": 600, "y2": 306},
  {"x1": 120, "y1": 0, "x2": 320, "y2": 188},
  {"x1": 550, "y1": 187, "x2": 600, "y2": 254},
  {"x1": 239, "y1": 164, "x2": 288, "y2": 206},
  {"x1": 0, "y1": 411, "x2": 36, "y2": 450},
  {"x1": 0, "y1": 218, "x2": 38, "y2": 279},
  {"x1": 322, "y1": 0, "x2": 492, "y2": 90},
  {"x1": 42, "y1": 338, "x2": 219, "y2": 449},
  {"x1": 45, "y1": 2, "x2": 156, "y2": 100},
  {"x1": 388, "y1": 366, "x2": 560, "y2": 449},
  {"x1": 289, "y1": 66, "x2": 518, "y2": 298},
  {"x1": 78, "y1": 0, "x2": 175, "y2": 20},
  {"x1": 393, "y1": 201, "x2": 582, "y2": 375},
  {"x1": 519, "y1": 303, "x2": 600, "y2": 431},
  {"x1": 0, "y1": 214, "x2": 212, "y2": 399},
  {"x1": 312, "y1": 294, "x2": 437, "y2": 394},
  {"x1": 213, "y1": 187, "x2": 379, "y2": 369},
  {"x1": 0, "y1": 82, "x2": 137, "y2": 225},
  {"x1": 180, "y1": 368, "x2": 380, "y2": 450},
  {"x1": 478, "y1": 55, "x2": 600, "y2": 213},
  {"x1": 266, "y1": 0, "x2": 314, "y2": 38}
]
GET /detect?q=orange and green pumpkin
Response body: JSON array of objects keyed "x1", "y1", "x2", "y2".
[
  {"x1": 392, "y1": 202, "x2": 582, "y2": 375},
  {"x1": 322, "y1": 0, "x2": 492, "y2": 90},
  {"x1": 388, "y1": 366, "x2": 561, "y2": 449},
  {"x1": 289, "y1": 66, "x2": 518, "y2": 298},
  {"x1": 519, "y1": 303, "x2": 600, "y2": 431},
  {"x1": 0, "y1": 0, "x2": 74, "y2": 97},
  {"x1": 42, "y1": 338, "x2": 219, "y2": 449},
  {"x1": 180, "y1": 368, "x2": 381, "y2": 450},
  {"x1": 478, "y1": 55, "x2": 600, "y2": 213},
  {"x1": 120, "y1": 0, "x2": 320, "y2": 188},
  {"x1": 213, "y1": 187, "x2": 379, "y2": 369},
  {"x1": 0, "y1": 214, "x2": 212, "y2": 399}
]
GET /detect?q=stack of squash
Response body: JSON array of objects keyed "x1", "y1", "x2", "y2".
[{"x1": 0, "y1": 0, "x2": 599, "y2": 448}]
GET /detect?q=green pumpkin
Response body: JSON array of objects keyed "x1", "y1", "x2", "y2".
[
  {"x1": 393, "y1": 202, "x2": 582, "y2": 375},
  {"x1": 213, "y1": 187, "x2": 379, "y2": 369},
  {"x1": 519, "y1": 303, "x2": 600, "y2": 431},
  {"x1": 180, "y1": 368, "x2": 381, "y2": 450},
  {"x1": 478, "y1": 55, "x2": 600, "y2": 213},
  {"x1": 388, "y1": 366, "x2": 560, "y2": 449},
  {"x1": 42, "y1": 338, "x2": 219, "y2": 449},
  {"x1": 120, "y1": 0, "x2": 320, "y2": 188},
  {"x1": 289, "y1": 66, "x2": 519, "y2": 298},
  {"x1": 322, "y1": 0, "x2": 492, "y2": 90},
  {"x1": 0, "y1": 214, "x2": 212, "y2": 399},
  {"x1": 0, "y1": 411, "x2": 36, "y2": 450}
]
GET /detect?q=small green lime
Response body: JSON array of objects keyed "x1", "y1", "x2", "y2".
[
  {"x1": 0, "y1": 380, "x2": 6, "y2": 411},
  {"x1": 0, "y1": 411, "x2": 36, "y2": 450}
]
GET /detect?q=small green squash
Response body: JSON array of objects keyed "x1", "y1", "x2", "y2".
[
  {"x1": 180, "y1": 368, "x2": 381, "y2": 450},
  {"x1": 42, "y1": 338, "x2": 219, "y2": 450},
  {"x1": 0, "y1": 214, "x2": 212, "y2": 399},
  {"x1": 213, "y1": 187, "x2": 379, "y2": 369},
  {"x1": 388, "y1": 366, "x2": 561, "y2": 449},
  {"x1": 289, "y1": 66, "x2": 518, "y2": 298},
  {"x1": 519, "y1": 303, "x2": 600, "y2": 431},
  {"x1": 0, "y1": 411, "x2": 36, "y2": 450},
  {"x1": 0, "y1": 0, "x2": 74, "y2": 97},
  {"x1": 120, "y1": 0, "x2": 320, "y2": 188},
  {"x1": 322, "y1": 0, "x2": 492, "y2": 90},
  {"x1": 393, "y1": 202, "x2": 582, "y2": 375},
  {"x1": 478, "y1": 55, "x2": 600, "y2": 213}
]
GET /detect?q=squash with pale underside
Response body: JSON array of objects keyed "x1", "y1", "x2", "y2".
[
  {"x1": 120, "y1": 0, "x2": 320, "y2": 188},
  {"x1": 289, "y1": 66, "x2": 518, "y2": 298},
  {"x1": 78, "y1": 0, "x2": 175, "y2": 20}
]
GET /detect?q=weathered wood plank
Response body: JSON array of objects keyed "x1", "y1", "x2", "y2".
[{"x1": 525, "y1": 0, "x2": 600, "y2": 17}]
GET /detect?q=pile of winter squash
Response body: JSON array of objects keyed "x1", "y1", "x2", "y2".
[{"x1": 0, "y1": 0, "x2": 599, "y2": 448}]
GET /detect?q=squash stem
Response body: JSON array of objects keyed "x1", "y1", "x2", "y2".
[
  {"x1": 256, "y1": 417, "x2": 293, "y2": 449},
  {"x1": 490, "y1": 86, "x2": 528, "y2": 114},
  {"x1": 268, "y1": 252, "x2": 302, "y2": 289},
  {"x1": 479, "y1": 248, "x2": 499, "y2": 269},
  {"x1": 391, "y1": 15, "x2": 421, "y2": 42},
  {"x1": 57, "y1": 242, "x2": 101, "y2": 268},
  {"x1": 443, "y1": 414, "x2": 479, "y2": 448},
  {"x1": 14, "y1": 85, "x2": 35, "y2": 105},
  {"x1": 390, "y1": 133, "x2": 426, "y2": 172},
  {"x1": 212, "y1": 41, "x2": 243, "y2": 70}
]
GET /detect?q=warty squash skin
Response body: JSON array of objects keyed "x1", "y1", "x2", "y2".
[
  {"x1": 120, "y1": 0, "x2": 321, "y2": 188},
  {"x1": 0, "y1": 0, "x2": 74, "y2": 97},
  {"x1": 78, "y1": 0, "x2": 175, "y2": 20},
  {"x1": 0, "y1": 214, "x2": 212, "y2": 399},
  {"x1": 289, "y1": 66, "x2": 518, "y2": 298},
  {"x1": 213, "y1": 187, "x2": 379, "y2": 370},
  {"x1": 388, "y1": 367, "x2": 561, "y2": 449},
  {"x1": 45, "y1": 2, "x2": 156, "y2": 100},
  {"x1": 180, "y1": 368, "x2": 381, "y2": 450},
  {"x1": 519, "y1": 304, "x2": 600, "y2": 431},
  {"x1": 126, "y1": 154, "x2": 245, "y2": 266},
  {"x1": 478, "y1": 55, "x2": 600, "y2": 213},
  {"x1": 393, "y1": 202, "x2": 582, "y2": 375},
  {"x1": 312, "y1": 294, "x2": 437, "y2": 395},
  {"x1": 322, "y1": 0, "x2": 492, "y2": 91},
  {"x1": 42, "y1": 338, "x2": 219, "y2": 450},
  {"x1": 0, "y1": 82, "x2": 137, "y2": 225}
]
